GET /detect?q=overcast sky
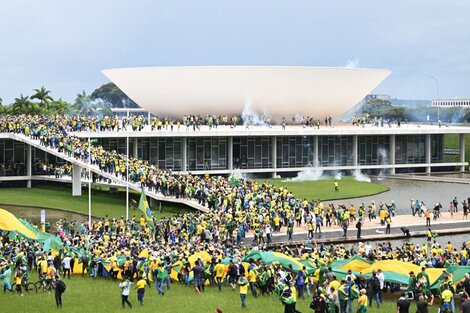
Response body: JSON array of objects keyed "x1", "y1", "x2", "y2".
[{"x1": 1, "y1": 0, "x2": 469, "y2": 104}]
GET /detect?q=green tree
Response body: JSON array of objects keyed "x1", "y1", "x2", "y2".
[
  {"x1": 360, "y1": 98, "x2": 405, "y2": 120},
  {"x1": 91, "y1": 82, "x2": 138, "y2": 108},
  {"x1": 30, "y1": 86, "x2": 54, "y2": 112},
  {"x1": 12, "y1": 94, "x2": 34, "y2": 115},
  {"x1": 48, "y1": 98, "x2": 70, "y2": 115}
]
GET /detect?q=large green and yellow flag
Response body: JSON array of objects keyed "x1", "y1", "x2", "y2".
[{"x1": 138, "y1": 189, "x2": 154, "y2": 229}]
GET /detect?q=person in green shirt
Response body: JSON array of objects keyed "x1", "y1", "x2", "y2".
[
  {"x1": 280, "y1": 284, "x2": 296, "y2": 313},
  {"x1": 155, "y1": 263, "x2": 167, "y2": 295},
  {"x1": 338, "y1": 280, "x2": 349, "y2": 313}
]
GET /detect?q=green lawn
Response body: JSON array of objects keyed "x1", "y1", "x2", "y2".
[
  {"x1": 257, "y1": 176, "x2": 389, "y2": 201},
  {"x1": 443, "y1": 133, "x2": 470, "y2": 164},
  {"x1": 0, "y1": 185, "x2": 191, "y2": 220},
  {"x1": 3, "y1": 274, "x2": 438, "y2": 313}
]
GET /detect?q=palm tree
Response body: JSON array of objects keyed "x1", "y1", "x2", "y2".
[
  {"x1": 72, "y1": 91, "x2": 94, "y2": 116},
  {"x1": 12, "y1": 94, "x2": 32, "y2": 114},
  {"x1": 31, "y1": 86, "x2": 53, "y2": 112}
]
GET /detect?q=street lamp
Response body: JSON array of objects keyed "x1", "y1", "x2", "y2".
[
  {"x1": 430, "y1": 76, "x2": 440, "y2": 123},
  {"x1": 88, "y1": 136, "x2": 92, "y2": 227}
]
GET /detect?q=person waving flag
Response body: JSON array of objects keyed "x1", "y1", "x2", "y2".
[{"x1": 138, "y1": 189, "x2": 154, "y2": 230}]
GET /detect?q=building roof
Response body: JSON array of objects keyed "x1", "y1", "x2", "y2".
[{"x1": 102, "y1": 66, "x2": 391, "y2": 119}]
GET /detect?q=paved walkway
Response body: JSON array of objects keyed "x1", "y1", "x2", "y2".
[{"x1": 245, "y1": 212, "x2": 470, "y2": 242}]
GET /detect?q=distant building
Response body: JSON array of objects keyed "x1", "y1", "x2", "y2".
[{"x1": 432, "y1": 98, "x2": 470, "y2": 108}]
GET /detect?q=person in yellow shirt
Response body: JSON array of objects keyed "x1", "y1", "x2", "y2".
[
  {"x1": 248, "y1": 266, "x2": 258, "y2": 298},
  {"x1": 14, "y1": 268, "x2": 23, "y2": 295},
  {"x1": 385, "y1": 216, "x2": 391, "y2": 234},
  {"x1": 45, "y1": 262, "x2": 57, "y2": 291},
  {"x1": 134, "y1": 276, "x2": 147, "y2": 306},
  {"x1": 238, "y1": 275, "x2": 249, "y2": 309},
  {"x1": 38, "y1": 257, "x2": 48, "y2": 278},
  {"x1": 445, "y1": 241, "x2": 453, "y2": 252},
  {"x1": 357, "y1": 288, "x2": 368, "y2": 312},
  {"x1": 214, "y1": 260, "x2": 226, "y2": 291},
  {"x1": 440, "y1": 284, "x2": 453, "y2": 311}
]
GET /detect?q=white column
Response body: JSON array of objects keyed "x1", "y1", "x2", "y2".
[
  {"x1": 313, "y1": 136, "x2": 319, "y2": 166},
  {"x1": 352, "y1": 135, "x2": 358, "y2": 167},
  {"x1": 460, "y1": 133, "x2": 466, "y2": 172},
  {"x1": 26, "y1": 144, "x2": 32, "y2": 188},
  {"x1": 182, "y1": 137, "x2": 187, "y2": 172},
  {"x1": 425, "y1": 134, "x2": 431, "y2": 174},
  {"x1": 72, "y1": 164, "x2": 82, "y2": 196},
  {"x1": 271, "y1": 136, "x2": 277, "y2": 178},
  {"x1": 389, "y1": 135, "x2": 396, "y2": 175},
  {"x1": 133, "y1": 138, "x2": 138, "y2": 159},
  {"x1": 227, "y1": 137, "x2": 233, "y2": 170}
]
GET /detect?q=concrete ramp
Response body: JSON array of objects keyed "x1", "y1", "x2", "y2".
[{"x1": 6, "y1": 133, "x2": 209, "y2": 213}]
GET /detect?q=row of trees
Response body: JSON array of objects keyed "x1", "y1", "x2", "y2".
[
  {"x1": 0, "y1": 83, "x2": 136, "y2": 117},
  {"x1": 360, "y1": 98, "x2": 470, "y2": 123}
]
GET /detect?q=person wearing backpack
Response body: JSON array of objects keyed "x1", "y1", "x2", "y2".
[
  {"x1": 53, "y1": 275, "x2": 66, "y2": 309},
  {"x1": 310, "y1": 291, "x2": 327, "y2": 313},
  {"x1": 367, "y1": 272, "x2": 381, "y2": 309}
]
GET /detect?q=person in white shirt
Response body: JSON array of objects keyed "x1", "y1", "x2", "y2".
[
  {"x1": 119, "y1": 280, "x2": 132, "y2": 309},
  {"x1": 265, "y1": 225, "x2": 272, "y2": 244},
  {"x1": 376, "y1": 269, "x2": 385, "y2": 302},
  {"x1": 62, "y1": 255, "x2": 72, "y2": 279}
]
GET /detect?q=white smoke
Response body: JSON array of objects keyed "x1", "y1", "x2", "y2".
[
  {"x1": 335, "y1": 172, "x2": 343, "y2": 180},
  {"x1": 241, "y1": 102, "x2": 269, "y2": 126},
  {"x1": 377, "y1": 148, "x2": 389, "y2": 178},
  {"x1": 353, "y1": 169, "x2": 371, "y2": 182},
  {"x1": 345, "y1": 59, "x2": 360, "y2": 68},
  {"x1": 231, "y1": 168, "x2": 248, "y2": 180},
  {"x1": 283, "y1": 162, "x2": 323, "y2": 182}
]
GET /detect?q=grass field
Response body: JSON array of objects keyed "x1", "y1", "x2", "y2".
[
  {"x1": 257, "y1": 176, "x2": 389, "y2": 201},
  {"x1": 1, "y1": 274, "x2": 439, "y2": 313},
  {"x1": 443, "y1": 133, "x2": 470, "y2": 164},
  {"x1": 0, "y1": 185, "x2": 191, "y2": 220}
]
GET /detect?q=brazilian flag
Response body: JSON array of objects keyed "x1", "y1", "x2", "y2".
[
  {"x1": 138, "y1": 189, "x2": 154, "y2": 229},
  {"x1": 230, "y1": 176, "x2": 240, "y2": 187}
]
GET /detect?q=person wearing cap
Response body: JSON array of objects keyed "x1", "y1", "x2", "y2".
[{"x1": 357, "y1": 288, "x2": 368, "y2": 313}]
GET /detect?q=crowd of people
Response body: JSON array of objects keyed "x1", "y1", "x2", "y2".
[
  {"x1": 1, "y1": 216, "x2": 470, "y2": 312},
  {"x1": 1, "y1": 114, "x2": 470, "y2": 312}
]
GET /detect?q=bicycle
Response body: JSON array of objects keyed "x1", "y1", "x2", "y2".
[
  {"x1": 11, "y1": 279, "x2": 37, "y2": 293},
  {"x1": 33, "y1": 276, "x2": 51, "y2": 293}
]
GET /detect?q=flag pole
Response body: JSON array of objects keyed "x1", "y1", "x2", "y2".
[
  {"x1": 88, "y1": 136, "x2": 92, "y2": 227},
  {"x1": 126, "y1": 134, "x2": 129, "y2": 221}
]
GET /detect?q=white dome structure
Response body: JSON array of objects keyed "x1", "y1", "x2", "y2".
[{"x1": 102, "y1": 66, "x2": 391, "y2": 118}]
